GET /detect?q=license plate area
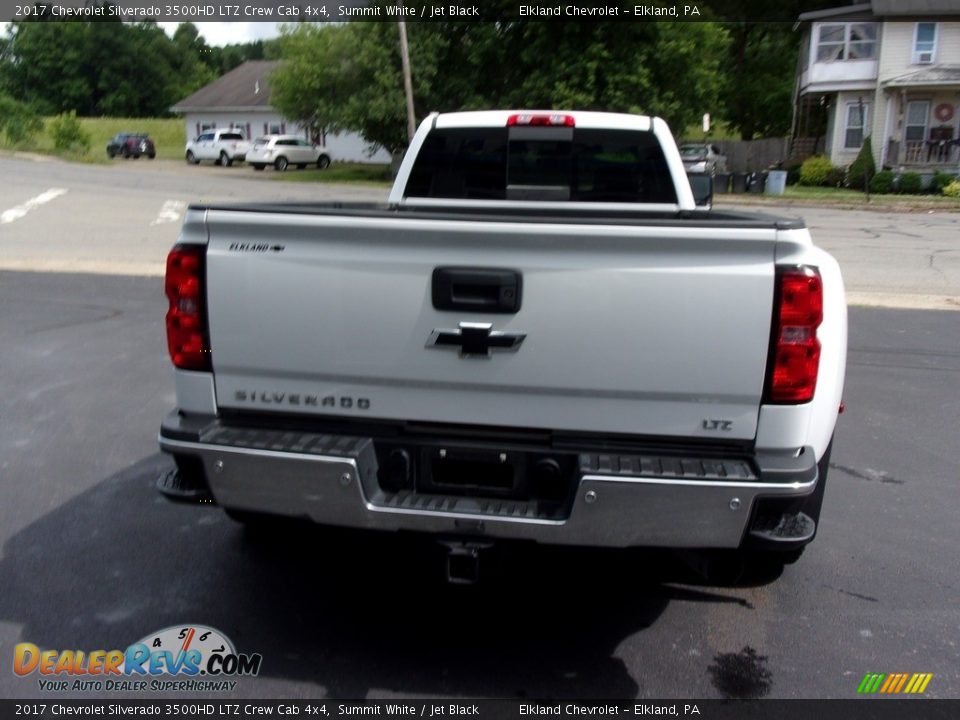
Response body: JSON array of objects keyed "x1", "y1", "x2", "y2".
[
  {"x1": 374, "y1": 441, "x2": 577, "y2": 504},
  {"x1": 425, "y1": 447, "x2": 516, "y2": 495}
]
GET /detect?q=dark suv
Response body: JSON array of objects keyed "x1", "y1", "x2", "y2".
[{"x1": 107, "y1": 133, "x2": 156, "y2": 159}]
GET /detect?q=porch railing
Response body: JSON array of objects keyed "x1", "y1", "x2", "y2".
[{"x1": 902, "y1": 139, "x2": 959, "y2": 165}]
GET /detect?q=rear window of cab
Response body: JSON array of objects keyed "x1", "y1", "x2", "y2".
[{"x1": 405, "y1": 127, "x2": 677, "y2": 203}]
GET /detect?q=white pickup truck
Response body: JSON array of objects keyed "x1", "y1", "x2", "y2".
[
  {"x1": 185, "y1": 129, "x2": 252, "y2": 167},
  {"x1": 159, "y1": 111, "x2": 847, "y2": 582}
]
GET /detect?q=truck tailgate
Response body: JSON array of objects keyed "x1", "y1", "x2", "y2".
[{"x1": 204, "y1": 210, "x2": 777, "y2": 441}]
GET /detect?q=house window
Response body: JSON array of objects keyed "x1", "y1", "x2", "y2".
[
  {"x1": 816, "y1": 23, "x2": 877, "y2": 62},
  {"x1": 913, "y1": 23, "x2": 937, "y2": 64},
  {"x1": 200, "y1": 122, "x2": 216, "y2": 131},
  {"x1": 905, "y1": 101, "x2": 929, "y2": 142},
  {"x1": 269, "y1": 123, "x2": 281, "y2": 134},
  {"x1": 844, "y1": 103, "x2": 870, "y2": 149}
]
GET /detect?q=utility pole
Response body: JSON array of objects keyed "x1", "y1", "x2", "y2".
[
  {"x1": 398, "y1": 20, "x2": 416, "y2": 143},
  {"x1": 859, "y1": 96, "x2": 869, "y2": 202}
]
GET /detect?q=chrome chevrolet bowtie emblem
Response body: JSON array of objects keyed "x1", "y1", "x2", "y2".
[{"x1": 428, "y1": 322, "x2": 526, "y2": 357}]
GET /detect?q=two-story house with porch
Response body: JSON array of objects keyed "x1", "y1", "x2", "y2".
[{"x1": 793, "y1": 1, "x2": 960, "y2": 177}]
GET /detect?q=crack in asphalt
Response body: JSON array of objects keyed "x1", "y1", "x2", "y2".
[
  {"x1": 822, "y1": 584, "x2": 880, "y2": 603},
  {"x1": 830, "y1": 463, "x2": 905, "y2": 484}
]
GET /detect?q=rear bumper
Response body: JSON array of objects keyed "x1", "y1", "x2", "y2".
[{"x1": 159, "y1": 411, "x2": 820, "y2": 550}]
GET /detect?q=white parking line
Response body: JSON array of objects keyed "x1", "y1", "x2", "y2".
[
  {"x1": 1, "y1": 188, "x2": 68, "y2": 225},
  {"x1": 151, "y1": 200, "x2": 186, "y2": 226}
]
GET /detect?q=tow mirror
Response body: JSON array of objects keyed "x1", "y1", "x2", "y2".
[{"x1": 687, "y1": 172, "x2": 713, "y2": 208}]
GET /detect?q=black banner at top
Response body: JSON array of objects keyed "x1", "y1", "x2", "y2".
[{"x1": 0, "y1": 1, "x2": 829, "y2": 24}]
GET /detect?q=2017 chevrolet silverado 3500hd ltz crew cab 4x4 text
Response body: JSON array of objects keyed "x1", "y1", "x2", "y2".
[{"x1": 158, "y1": 111, "x2": 847, "y2": 583}]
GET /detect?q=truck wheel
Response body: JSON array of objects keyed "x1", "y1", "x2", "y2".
[
  {"x1": 186, "y1": 150, "x2": 197, "y2": 164},
  {"x1": 218, "y1": 151, "x2": 233, "y2": 167},
  {"x1": 274, "y1": 156, "x2": 289, "y2": 172},
  {"x1": 317, "y1": 155, "x2": 331, "y2": 169}
]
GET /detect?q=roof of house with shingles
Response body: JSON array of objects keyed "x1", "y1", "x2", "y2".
[
  {"x1": 171, "y1": 61, "x2": 280, "y2": 112},
  {"x1": 800, "y1": 0, "x2": 960, "y2": 21},
  {"x1": 870, "y1": 0, "x2": 960, "y2": 15},
  {"x1": 882, "y1": 64, "x2": 960, "y2": 86}
]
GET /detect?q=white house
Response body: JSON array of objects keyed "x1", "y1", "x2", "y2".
[
  {"x1": 170, "y1": 60, "x2": 392, "y2": 164},
  {"x1": 793, "y1": 0, "x2": 960, "y2": 173}
]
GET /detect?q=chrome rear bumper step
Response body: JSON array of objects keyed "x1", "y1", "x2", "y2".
[{"x1": 159, "y1": 412, "x2": 819, "y2": 549}]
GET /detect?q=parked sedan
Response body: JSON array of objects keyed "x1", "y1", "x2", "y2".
[
  {"x1": 679, "y1": 143, "x2": 727, "y2": 174},
  {"x1": 107, "y1": 133, "x2": 155, "y2": 159},
  {"x1": 247, "y1": 135, "x2": 332, "y2": 171}
]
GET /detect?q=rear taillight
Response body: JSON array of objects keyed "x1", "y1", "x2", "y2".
[
  {"x1": 766, "y1": 266, "x2": 822, "y2": 404},
  {"x1": 165, "y1": 244, "x2": 210, "y2": 371},
  {"x1": 507, "y1": 113, "x2": 575, "y2": 127}
]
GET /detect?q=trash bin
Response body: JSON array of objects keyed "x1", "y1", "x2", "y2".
[
  {"x1": 747, "y1": 172, "x2": 767, "y2": 194},
  {"x1": 714, "y1": 173, "x2": 731, "y2": 194},
  {"x1": 731, "y1": 172, "x2": 748, "y2": 194},
  {"x1": 766, "y1": 170, "x2": 787, "y2": 196}
]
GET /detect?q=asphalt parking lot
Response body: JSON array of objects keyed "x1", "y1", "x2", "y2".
[{"x1": 0, "y1": 154, "x2": 958, "y2": 700}]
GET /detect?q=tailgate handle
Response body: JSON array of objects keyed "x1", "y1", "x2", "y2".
[{"x1": 432, "y1": 267, "x2": 522, "y2": 314}]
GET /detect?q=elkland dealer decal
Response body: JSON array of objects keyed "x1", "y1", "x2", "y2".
[{"x1": 13, "y1": 625, "x2": 262, "y2": 692}]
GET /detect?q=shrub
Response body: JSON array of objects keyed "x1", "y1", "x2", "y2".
[
  {"x1": 825, "y1": 167, "x2": 846, "y2": 188},
  {"x1": 48, "y1": 111, "x2": 91, "y2": 153},
  {"x1": 942, "y1": 180, "x2": 960, "y2": 198},
  {"x1": 846, "y1": 136, "x2": 876, "y2": 190},
  {"x1": 930, "y1": 171, "x2": 956, "y2": 195},
  {"x1": 869, "y1": 170, "x2": 895, "y2": 194},
  {"x1": 897, "y1": 172, "x2": 923, "y2": 195},
  {"x1": 783, "y1": 160, "x2": 803, "y2": 186},
  {"x1": 798, "y1": 155, "x2": 834, "y2": 186},
  {"x1": 0, "y1": 94, "x2": 43, "y2": 145}
]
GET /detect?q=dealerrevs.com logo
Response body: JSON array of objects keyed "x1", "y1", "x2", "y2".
[{"x1": 13, "y1": 625, "x2": 262, "y2": 692}]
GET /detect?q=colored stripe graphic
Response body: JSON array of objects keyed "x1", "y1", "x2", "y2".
[
  {"x1": 879, "y1": 674, "x2": 896, "y2": 693},
  {"x1": 858, "y1": 673, "x2": 884, "y2": 693},
  {"x1": 858, "y1": 672, "x2": 932, "y2": 694}
]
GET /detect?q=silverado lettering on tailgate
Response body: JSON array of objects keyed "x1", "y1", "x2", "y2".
[{"x1": 234, "y1": 390, "x2": 370, "y2": 410}]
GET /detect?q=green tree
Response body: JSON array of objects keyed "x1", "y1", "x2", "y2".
[
  {"x1": 0, "y1": 93, "x2": 43, "y2": 144},
  {"x1": 721, "y1": 22, "x2": 797, "y2": 139},
  {"x1": 847, "y1": 136, "x2": 876, "y2": 190},
  {"x1": 715, "y1": 1, "x2": 848, "y2": 139},
  {"x1": 9, "y1": 20, "x2": 92, "y2": 113},
  {"x1": 273, "y1": 19, "x2": 729, "y2": 153},
  {"x1": 5, "y1": 11, "x2": 221, "y2": 117},
  {"x1": 48, "y1": 110, "x2": 91, "y2": 153}
]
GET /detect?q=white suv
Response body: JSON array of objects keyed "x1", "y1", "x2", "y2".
[
  {"x1": 246, "y1": 135, "x2": 332, "y2": 171},
  {"x1": 185, "y1": 129, "x2": 251, "y2": 167}
]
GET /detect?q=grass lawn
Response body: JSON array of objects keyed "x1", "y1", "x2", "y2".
[
  {"x1": 267, "y1": 162, "x2": 393, "y2": 187},
  {"x1": 2, "y1": 117, "x2": 185, "y2": 162},
  {"x1": 719, "y1": 184, "x2": 960, "y2": 210}
]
